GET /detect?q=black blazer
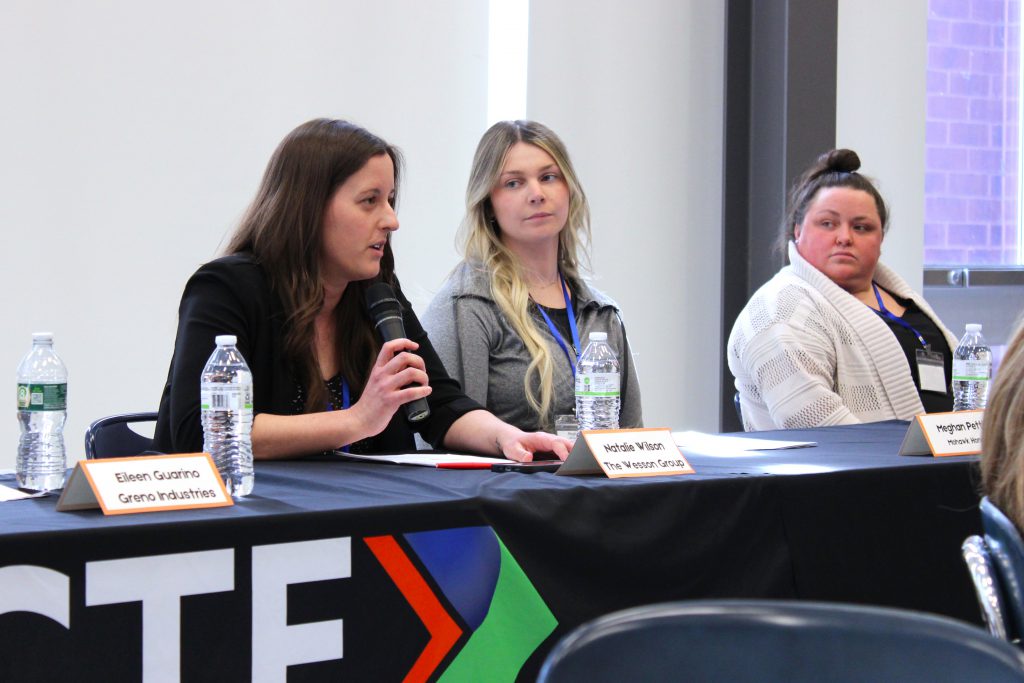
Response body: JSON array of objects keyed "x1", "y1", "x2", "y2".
[{"x1": 153, "y1": 253, "x2": 479, "y2": 454}]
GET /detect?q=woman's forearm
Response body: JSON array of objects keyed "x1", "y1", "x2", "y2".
[{"x1": 251, "y1": 410, "x2": 368, "y2": 460}]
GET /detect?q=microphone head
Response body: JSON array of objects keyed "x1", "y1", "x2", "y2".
[
  {"x1": 364, "y1": 282, "x2": 406, "y2": 341},
  {"x1": 364, "y1": 283, "x2": 401, "y2": 321}
]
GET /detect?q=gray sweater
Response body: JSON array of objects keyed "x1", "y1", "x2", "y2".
[{"x1": 422, "y1": 261, "x2": 643, "y2": 432}]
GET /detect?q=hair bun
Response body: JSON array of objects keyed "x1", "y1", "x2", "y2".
[{"x1": 819, "y1": 148, "x2": 861, "y2": 174}]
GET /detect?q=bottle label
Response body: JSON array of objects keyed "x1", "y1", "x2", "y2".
[
  {"x1": 575, "y1": 372, "x2": 621, "y2": 397},
  {"x1": 201, "y1": 382, "x2": 254, "y2": 412},
  {"x1": 952, "y1": 358, "x2": 991, "y2": 382},
  {"x1": 17, "y1": 383, "x2": 67, "y2": 411}
]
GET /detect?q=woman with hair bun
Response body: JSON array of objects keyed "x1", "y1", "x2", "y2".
[{"x1": 727, "y1": 149, "x2": 957, "y2": 431}]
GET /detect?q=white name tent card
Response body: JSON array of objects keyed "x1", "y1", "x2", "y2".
[
  {"x1": 557, "y1": 428, "x2": 695, "y2": 478},
  {"x1": 899, "y1": 410, "x2": 983, "y2": 457},
  {"x1": 56, "y1": 453, "x2": 233, "y2": 515}
]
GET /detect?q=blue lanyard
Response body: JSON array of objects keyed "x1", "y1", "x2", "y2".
[
  {"x1": 872, "y1": 283, "x2": 929, "y2": 349},
  {"x1": 534, "y1": 276, "x2": 581, "y2": 378},
  {"x1": 327, "y1": 378, "x2": 352, "y2": 452},
  {"x1": 325, "y1": 378, "x2": 351, "y2": 411}
]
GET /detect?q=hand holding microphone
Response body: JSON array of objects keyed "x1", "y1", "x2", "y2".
[{"x1": 364, "y1": 283, "x2": 431, "y2": 423}]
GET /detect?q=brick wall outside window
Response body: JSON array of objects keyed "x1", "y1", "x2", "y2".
[{"x1": 926, "y1": 0, "x2": 1020, "y2": 265}]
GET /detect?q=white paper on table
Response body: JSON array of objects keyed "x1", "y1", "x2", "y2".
[
  {"x1": 672, "y1": 431, "x2": 816, "y2": 457},
  {"x1": 335, "y1": 452, "x2": 510, "y2": 467},
  {"x1": 0, "y1": 483, "x2": 47, "y2": 502}
]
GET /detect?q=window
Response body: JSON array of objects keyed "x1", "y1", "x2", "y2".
[{"x1": 925, "y1": 0, "x2": 1021, "y2": 265}]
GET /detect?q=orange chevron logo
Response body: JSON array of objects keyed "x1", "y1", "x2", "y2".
[{"x1": 364, "y1": 535, "x2": 463, "y2": 682}]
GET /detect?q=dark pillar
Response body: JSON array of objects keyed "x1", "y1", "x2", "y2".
[{"x1": 720, "y1": 0, "x2": 838, "y2": 431}]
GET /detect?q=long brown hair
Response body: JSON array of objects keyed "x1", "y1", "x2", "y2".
[
  {"x1": 226, "y1": 118, "x2": 401, "y2": 411},
  {"x1": 981, "y1": 316, "x2": 1024, "y2": 529}
]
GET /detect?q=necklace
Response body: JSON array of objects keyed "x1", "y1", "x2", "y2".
[{"x1": 528, "y1": 273, "x2": 562, "y2": 288}]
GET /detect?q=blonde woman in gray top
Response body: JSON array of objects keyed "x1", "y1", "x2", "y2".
[{"x1": 423, "y1": 120, "x2": 643, "y2": 433}]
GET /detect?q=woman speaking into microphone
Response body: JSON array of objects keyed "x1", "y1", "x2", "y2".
[{"x1": 154, "y1": 118, "x2": 569, "y2": 462}]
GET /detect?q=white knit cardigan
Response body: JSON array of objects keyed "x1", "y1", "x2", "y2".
[{"x1": 727, "y1": 242, "x2": 958, "y2": 431}]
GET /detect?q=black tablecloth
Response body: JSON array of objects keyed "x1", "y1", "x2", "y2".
[{"x1": 0, "y1": 420, "x2": 983, "y2": 682}]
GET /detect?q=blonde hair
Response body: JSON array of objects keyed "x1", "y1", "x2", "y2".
[
  {"x1": 981, "y1": 316, "x2": 1024, "y2": 529},
  {"x1": 458, "y1": 120, "x2": 592, "y2": 429}
]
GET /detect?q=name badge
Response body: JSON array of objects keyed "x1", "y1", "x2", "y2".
[
  {"x1": 916, "y1": 349, "x2": 947, "y2": 394},
  {"x1": 554, "y1": 414, "x2": 579, "y2": 442},
  {"x1": 557, "y1": 428, "x2": 695, "y2": 478},
  {"x1": 56, "y1": 453, "x2": 233, "y2": 515},
  {"x1": 899, "y1": 411, "x2": 982, "y2": 457}
]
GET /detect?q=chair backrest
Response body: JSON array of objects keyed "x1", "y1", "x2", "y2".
[
  {"x1": 84, "y1": 412, "x2": 159, "y2": 459},
  {"x1": 963, "y1": 534, "x2": 1009, "y2": 640},
  {"x1": 537, "y1": 600, "x2": 1024, "y2": 683},
  {"x1": 983, "y1": 496, "x2": 1024, "y2": 642}
]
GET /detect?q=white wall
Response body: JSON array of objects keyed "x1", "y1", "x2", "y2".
[
  {"x1": 0, "y1": 0, "x2": 487, "y2": 468},
  {"x1": 2, "y1": 0, "x2": 919, "y2": 470},
  {"x1": 836, "y1": 0, "x2": 927, "y2": 290},
  {"x1": 528, "y1": 0, "x2": 726, "y2": 432},
  {"x1": 0, "y1": 0, "x2": 728, "y2": 470}
]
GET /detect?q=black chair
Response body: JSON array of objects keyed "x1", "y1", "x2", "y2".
[
  {"x1": 84, "y1": 412, "x2": 159, "y2": 459},
  {"x1": 537, "y1": 600, "x2": 1024, "y2": 683},
  {"x1": 964, "y1": 497, "x2": 1024, "y2": 646}
]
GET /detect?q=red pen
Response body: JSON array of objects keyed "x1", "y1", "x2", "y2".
[{"x1": 435, "y1": 462, "x2": 493, "y2": 470}]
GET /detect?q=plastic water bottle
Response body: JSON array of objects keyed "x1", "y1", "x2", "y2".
[
  {"x1": 952, "y1": 323, "x2": 992, "y2": 411},
  {"x1": 16, "y1": 332, "x2": 68, "y2": 491},
  {"x1": 575, "y1": 332, "x2": 621, "y2": 431},
  {"x1": 201, "y1": 335, "x2": 254, "y2": 497}
]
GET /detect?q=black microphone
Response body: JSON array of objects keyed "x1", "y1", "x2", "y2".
[{"x1": 364, "y1": 283, "x2": 431, "y2": 423}]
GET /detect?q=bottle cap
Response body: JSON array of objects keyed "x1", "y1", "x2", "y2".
[
  {"x1": 215, "y1": 334, "x2": 238, "y2": 346},
  {"x1": 966, "y1": 323, "x2": 982, "y2": 333},
  {"x1": 588, "y1": 331, "x2": 608, "y2": 341},
  {"x1": 32, "y1": 332, "x2": 53, "y2": 342}
]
